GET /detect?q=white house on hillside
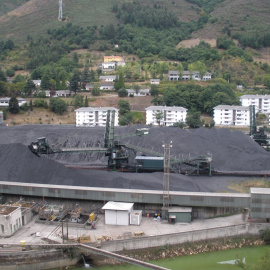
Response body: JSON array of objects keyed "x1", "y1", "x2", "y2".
[
  {"x1": 146, "y1": 106, "x2": 187, "y2": 126},
  {"x1": 169, "y1": 70, "x2": 212, "y2": 81},
  {"x1": 75, "y1": 107, "x2": 119, "y2": 127},
  {"x1": 0, "y1": 97, "x2": 27, "y2": 107},
  {"x1": 127, "y1": 89, "x2": 150, "y2": 96},
  {"x1": 213, "y1": 105, "x2": 250, "y2": 126},
  {"x1": 240, "y1": 94, "x2": 270, "y2": 113},
  {"x1": 99, "y1": 75, "x2": 118, "y2": 82}
]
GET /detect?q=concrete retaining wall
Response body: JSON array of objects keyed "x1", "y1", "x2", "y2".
[
  {"x1": 0, "y1": 249, "x2": 80, "y2": 270},
  {"x1": 101, "y1": 223, "x2": 270, "y2": 252}
]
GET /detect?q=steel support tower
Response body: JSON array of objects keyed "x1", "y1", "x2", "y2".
[
  {"x1": 162, "y1": 142, "x2": 172, "y2": 220},
  {"x1": 58, "y1": 0, "x2": 63, "y2": 20}
]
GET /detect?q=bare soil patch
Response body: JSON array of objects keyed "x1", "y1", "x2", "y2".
[{"x1": 177, "y1": 38, "x2": 217, "y2": 49}]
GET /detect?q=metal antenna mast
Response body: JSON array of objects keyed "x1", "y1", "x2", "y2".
[
  {"x1": 162, "y1": 142, "x2": 172, "y2": 221},
  {"x1": 58, "y1": 0, "x2": 63, "y2": 20}
]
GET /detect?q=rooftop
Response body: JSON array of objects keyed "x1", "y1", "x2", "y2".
[
  {"x1": 146, "y1": 106, "x2": 187, "y2": 111},
  {"x1": 102, "y1": 201, "x2": 134, "y2": 211},
  {"x1": 75, "y1": 107, "x2": 118, "y2": 112},
  {"x1": 214, "y1": 105, "x2": 249, "y2": 110},
  {"x1": 0, "y1": 205, "x2": 19, "y2": 215}
]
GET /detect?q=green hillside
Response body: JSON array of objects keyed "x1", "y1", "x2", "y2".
[
  {"x1": 0, "y1": 0, "x2": 269, "y2": 45},
  {"x1": 0, "y1": 0, "x2": 119, "y2": 44},
  {"x1": 0, "y1": 0, "x2": 29, "y2": 17},
  {"x1": 193, "y1": 0, "x2": 270, "y2": 39}
]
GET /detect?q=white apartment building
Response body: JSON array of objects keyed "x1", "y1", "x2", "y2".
[
  {"x1": 240, "y1": 94, "x2": 270, "y2": 113},
  {"x1": 213, "y1": 105, "x2": 250, "y2": 126},
  {"x1": 75, "y1": 107, "x2": 119, "y2": 127},
  {"x1": 146, "y1": 106, "x2": 187, "y2": 126}
]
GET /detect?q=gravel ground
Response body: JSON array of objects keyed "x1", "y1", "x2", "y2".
[{"x1": 1, "y1": 124, "x2": 270, "y2": 192}]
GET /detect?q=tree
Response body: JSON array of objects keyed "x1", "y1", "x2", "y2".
[
  {"x1": 84, "y1": 96, "x2": 88, "y2": 107},
  {"x1": 0, "y1": 69, "x2": 7, "y2": 82},
  {"x1": 41, "y1": 71, "x2": 51, "y2": 90},
  {"x1": 119, "y1": 112, "x2": 134, "y2": 125},
  {"x1": 22, "y1": 79, "x2": 36, "y2": 96},
  {"x1": 73, "y1": 95, "x2": 84, "y2": 107},
  {"x1": 150, "y1": 84, "x2": 159, "y2": 96},
  {"x1": 91, "y1": 84, "x2": 100, "y2": 96},
  {"x1": 69, "y1": 69, "x2": 80, "y2": 94},
  {"x1": 0, "y1": 82, "x2": 7, "y2": 96},
  {"x1": 186, "y1": 111, "x2": 203, "y2": 128},
  {"x1": 118, "y1": 89, "x2": 128, "y2": 97},
  {"x1": 118, "y1": 99, "x2": 130, "y2": 115},
  {"x1": 29, "y1": 99, "x2": 33, "y2": 111},
  {"x1": 9, "y1": 96, "x2": 20, "y2": 114},
  {"x1": 12, "y1": 74, "x2": 25, "y2": 84},
  {"x1": 49, "y1": 98, "x2": 67, "y2": 114},
  {"x1": 173, "y1": 121, "x2": 186, "y2": 129},
  {"x1": 6, "y1": 69, "x2": 15, "y2": 77},
  {"x1": 114, "y1": 72, "x2": 125, "y2": 91},
  {"x1": 4, "y1": 39, "x2": 15, "y2": 50},
  {"x1": 188, "y1": 61, "x2": 206, "y2": 80},
  {"x1": 153, "y1": 110, "x2": 164, "y2": 126},
  {"x1": 134, "y1": 84, "x2": 140, "y2": 95},
  {"x1": 151, "y1": 96, "x2": 165, "y2": 105},
  {"x1": 263, "y1": 75, "x2": 270, "y2": 89},
  {"x1": 55, "y1": 73, "x2": 61, "y2": 90},
  {"x1": 81, "y1": 65, "x2": 91, "y2": 83},
  {"x1": 72, "y1": 52, "x2": 79, "y2": 64}
]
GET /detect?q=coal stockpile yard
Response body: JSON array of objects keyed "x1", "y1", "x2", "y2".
[{"x1": 1, "y1": 125, "x2": 270, "y2": 193}]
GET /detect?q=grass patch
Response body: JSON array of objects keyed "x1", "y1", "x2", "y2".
[{"x1": 228, "y1": 178, "x2": 270, "y2": 193}]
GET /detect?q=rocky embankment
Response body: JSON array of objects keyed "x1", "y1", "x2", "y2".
[{"x1": 91, "y1": 236, "x2": 264, "y2": 266}]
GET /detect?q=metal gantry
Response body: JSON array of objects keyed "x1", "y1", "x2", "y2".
[
  {"x1": 162, "y1": 142, "x2": 172, "y2": 220},
  {"x1": 58, "y1": 0, "x2": 63, "y2": 20}
]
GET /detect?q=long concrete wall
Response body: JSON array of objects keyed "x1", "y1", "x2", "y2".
[{"x1": 100, "y1": 223, "x2": 270, "y2": 252}]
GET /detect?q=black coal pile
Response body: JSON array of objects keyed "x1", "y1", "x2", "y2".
[
  {"x1": 1, "y1": 125, "x2": 270, "y2": 172},
  {"x1": 0, "y1": 143, "x2": 228, "y2": 192}
]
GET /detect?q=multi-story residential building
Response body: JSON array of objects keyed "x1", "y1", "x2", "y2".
[
  {"x1": 213, "y1": 105, "x2": 250, "y2": 126},
  {"x1": 75, "y1": 107, "x2": 119, "y2": 127},
  {"x1": 145, "y1": 106, "x2": 187, "y2": 126},
  {"x1": 0, "y1": 97, "x2": 27, "y2": 107},
  {"x1": 240, "y1": 94, "x2": 270, "y2": 113}
]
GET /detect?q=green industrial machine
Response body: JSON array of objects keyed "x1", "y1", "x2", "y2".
[{"x1": 249, "y1": 105, "x2": 270, "y2": 149}]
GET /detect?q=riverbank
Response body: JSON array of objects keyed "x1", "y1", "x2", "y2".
[{"x1": 90, "y1": 235, "x2": 265, "y2": 267}]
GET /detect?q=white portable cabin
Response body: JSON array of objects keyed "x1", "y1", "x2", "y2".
[
  {"x1": 130, "y1": 210, "x2": 142, "y2": 225},
  {"x1": 102, "y1": 201, "x2": 134, "y2": 226}
]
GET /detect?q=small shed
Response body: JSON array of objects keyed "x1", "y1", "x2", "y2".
[
  {"x1": 102, "y1": 201, "x2": 134, "y2": 226},
  {"x1": 130, "y1": 210, "x2": 142, "y2": 225},
  {"x1": 168, "y1": 207, "x2": 192, "y2": 223}
]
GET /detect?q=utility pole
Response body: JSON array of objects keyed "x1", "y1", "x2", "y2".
[
  {"x1": 162, "y1": 142, "x2": 172, "y2": 221},
  {"x1": 58, "y1": 0, "x2": 63, "y2": 21}
]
